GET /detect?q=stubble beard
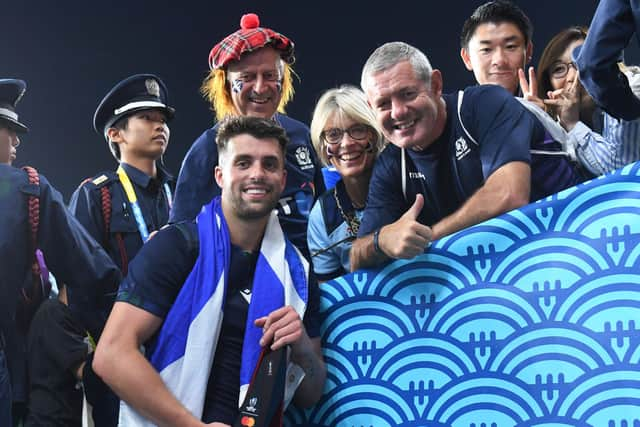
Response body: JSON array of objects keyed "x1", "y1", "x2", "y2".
[{"x1": 232, "y1": 191, "x2": 279, "y2": 221}]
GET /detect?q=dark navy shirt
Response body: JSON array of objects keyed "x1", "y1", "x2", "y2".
[
  {"x1": 0, "y1": 165, "x2": 120, "y2": 404},
  {"x1": 359, "y1": 85, "x2": 547, "y2": 236},
  {"x1": 116, "y1": 222, "x2": 321, "y2": 424},
  {"x1": 575, "y1": 0, "x2": 640, "y2": 121},
  {"x1": 170, "y1": 114, "x2": 325, "y2": 258}
]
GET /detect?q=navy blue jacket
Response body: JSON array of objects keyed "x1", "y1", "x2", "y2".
[
  {"x1": 0, "y1": 164, "x2": 120, "y2": 405},
  {"x1": 68, "y1": 162, "x2": 174, "y2": 339},
  {"x1": 576, "y1": 0, "x2": 640, "y2": 120},
  {"x1": 69, "y1": 163, "x2": 174, "y2": 275}
]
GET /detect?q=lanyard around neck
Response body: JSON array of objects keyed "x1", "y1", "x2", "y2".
[{"x1": 117, "y1": 166, "x2": 172, "y2": 242}]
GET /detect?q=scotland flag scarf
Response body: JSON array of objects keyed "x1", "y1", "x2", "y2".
[{"x1": 119, "y1": 197, "x2": 309, "y2": 425}]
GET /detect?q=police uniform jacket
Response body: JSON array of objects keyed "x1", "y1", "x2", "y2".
[
  {"x1": 69, "y1": 162, "x2": 175, "y2": 274},
  {"x1": 0, "y1": 164, "x2": 120, "y2": 405}
]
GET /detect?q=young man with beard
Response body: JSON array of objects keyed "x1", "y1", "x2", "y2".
[
  {"x1": 170, "y1": 13, "x2": 324, "y2": 259},
  {"x1": 94, "y1": 116, "x2": 325, "y2": 426},
  {"x1": 350, "y1": 41, "x2": 539, "y2": 270},
  {"x1": 68, "y1": 73, "x2": 176, "y2": 426}
]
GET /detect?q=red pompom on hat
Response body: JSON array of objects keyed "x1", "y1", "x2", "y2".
[
  {"x1": 240, "y1": 13, "x2": 259, "y2": 29},
  {"x1": 208, "y1": 13, "x2": 295, "y2": 70}
]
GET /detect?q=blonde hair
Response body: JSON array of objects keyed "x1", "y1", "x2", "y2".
[
  {"x1": 200, "y1": 58, "x2": 296, "y2": 122},
  {"x1": 310, "y1": 85, "x2": 385, "y2": 166}
]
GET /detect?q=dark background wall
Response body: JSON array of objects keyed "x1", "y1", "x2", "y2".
[{"x1": 2, "y1": 0, "x2": 616, "y2": 199}]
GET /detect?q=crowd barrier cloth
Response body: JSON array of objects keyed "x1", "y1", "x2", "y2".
[{"x1": 285, "y1": 162, "x2": 640, "y2": 426}]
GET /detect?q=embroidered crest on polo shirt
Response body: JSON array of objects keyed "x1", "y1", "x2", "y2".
[
  {"x1": 295, "y1": 146, "x2": 314, "y2": 170},
  {"x1": 145, "y1": 79, "x2": 160, "y2": 97},
  {"x1": 455, "y1": 137, "x2": 471, "y2": 160}
]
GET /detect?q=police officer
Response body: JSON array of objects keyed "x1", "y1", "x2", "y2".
[
  {"x1": 0, "y1": 79, "x2": 27, "y2": 166},
  {"x1": 170, "y1": 13, "x2": 325, "y2": 259},
  {"x1": 68, "y1": 73, "x2": 176, "y2": 426},
  {"x1": 0, "y1": 79, "x2": 121, "y2": 426}
]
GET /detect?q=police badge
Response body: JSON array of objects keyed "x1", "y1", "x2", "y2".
[{"x1": 145, "y1": 78, "x2": 160, "y2": 97}]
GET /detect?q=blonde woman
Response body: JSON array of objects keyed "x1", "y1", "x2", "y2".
[{"x1": 307, "y1": 85, "x2": 385, "y2": 280}]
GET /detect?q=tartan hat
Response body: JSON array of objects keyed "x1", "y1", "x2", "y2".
[
  {"x1": 94, "y1": 74, "x2": 175, "y2": 135},
  {"x1": 208, "y1": 13, "x2": 295, "y2": 70},
  {"x1": 0, "y1": 79, "x2": 28, "y2": 133}
]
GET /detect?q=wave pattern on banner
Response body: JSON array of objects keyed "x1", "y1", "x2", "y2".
[{"x1": 285, "y1": 162, "x2": 640, "y2": 427}]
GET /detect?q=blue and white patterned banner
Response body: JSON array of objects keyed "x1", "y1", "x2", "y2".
[{"x1": 286, "y1": 162, "x2": 640, "y2": 426}]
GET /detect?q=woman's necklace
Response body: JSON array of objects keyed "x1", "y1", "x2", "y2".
[{"x1": 334, "y1": 186, "x2": 361, "y2": 237}]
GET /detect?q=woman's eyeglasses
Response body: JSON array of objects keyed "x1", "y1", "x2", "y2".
[
  {"x1": 550, "y1": 61, "x2": 578, "y2": 79},
  {"x1": 321, "y1": 124, "x2": 370, "y2": 144}
]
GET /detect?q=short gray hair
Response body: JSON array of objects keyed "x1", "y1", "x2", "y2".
[{"x1": 360, "y1": 42, "x2": 433, "y2": 91}]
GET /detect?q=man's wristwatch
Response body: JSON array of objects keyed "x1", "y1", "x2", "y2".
[{"x1": 373, "y1": 227, "x2": 385, "y2": 256}]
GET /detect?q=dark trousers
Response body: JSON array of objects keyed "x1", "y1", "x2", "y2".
[{"x1": 83, "y1": 354, "x2": 119, "y2": 427}]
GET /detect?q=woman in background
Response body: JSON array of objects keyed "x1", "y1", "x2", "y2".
[{"x1": 521, "y1": 26, "x2": 640, "y2": 175}]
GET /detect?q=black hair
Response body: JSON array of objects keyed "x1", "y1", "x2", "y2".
[
  {"x1": 106, "y1": 115, "x2": 130, "y2": 160},
  {"x1": 460, "y1": 0, "x2": 533, "y2": 48}
]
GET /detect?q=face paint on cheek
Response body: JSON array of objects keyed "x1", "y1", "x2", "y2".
[
  {"x1": 325, "y1": 144, "x2": 339, "y2": 159},
  {"x1": 231, "y1": 79, "x2": 244, "y2": 94},
  {"x1": 275, "y1": 80, "x2": 282, "y2": 94}
]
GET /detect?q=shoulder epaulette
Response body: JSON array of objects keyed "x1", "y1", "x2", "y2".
[
  {"x1": 79, "y1": 172, "x2": 129, "y2": 275},
  {"x1": 76, "y1": 171, "x2": 117, "y2": 191},
  {"x1": 92, "y1": 174, "x2": 109, "y2": 186}
]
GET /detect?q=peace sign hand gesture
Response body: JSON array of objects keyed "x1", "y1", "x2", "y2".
[
  {"x1": 544, "y1": 72, "x2": 581, "y2": 131},
  {"x1": 518, "y1": 66, "x2": 545, "y2": 109}
]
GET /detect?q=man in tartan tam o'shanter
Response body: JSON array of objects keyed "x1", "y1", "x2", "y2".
[
  {"x1": 204, "y1": 13, "x2": 296, "y2": 121},
  {"x1": 170, "y1": 13, "x2": 326, "y2": 261}
]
